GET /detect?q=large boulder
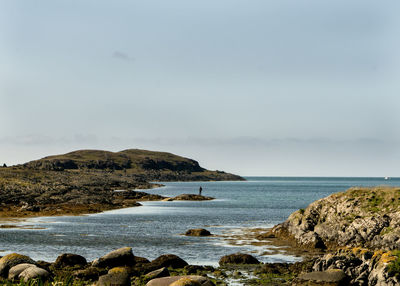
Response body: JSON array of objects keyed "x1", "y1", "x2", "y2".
[
  {"x1": 92, "y1": 247, "x2": 135, "y2": 268},
  {"x1": 8, "y1": 263, "x2": 36, "y2": 280},
  {"x1": 0, "y1": 253, "x2": 36, "y2": 277},
  {"x1": 19, "y1": 266, "x2": 50, "y2": 282},
  {"x1": 219, "y1": 253, "x2": 260, "y2": 265},
  {"x1": 97, "y1": 273, "x2": 130, "y2": 286},
  {"x1": 298, "y1": 269, "x2": 348, "y2": 284},
  {"x1": 150, "y1": 254, "x2": 188, "y2": 270},
  {"x1": 185, "y1": 229, "x2": 211, "y2": 236},
  {"x1": 145, "y1": 267, "x2": 170, "y2": 280},
  {"x1": 53, "y1": 253, "x2": 87, "y2": 268},
  {"x1": 146, "y1": 275, "x2": 214, "y2": 286}
]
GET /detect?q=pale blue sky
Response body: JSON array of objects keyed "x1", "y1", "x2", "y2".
[{"x1": 1, "y1": 0, "x2": 399, "y2": 176}]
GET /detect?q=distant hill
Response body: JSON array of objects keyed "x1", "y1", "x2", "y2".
[{"x1": 22, "y1": 149, "x2": 244, "y2": 181}]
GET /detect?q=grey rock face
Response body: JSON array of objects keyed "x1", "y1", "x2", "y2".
[
  {"x1": 312, "y1": 249, "x2": 399, "y2": 286},
  {"x1": 270, "y1": 187, "x2": 400, "y2": 251}
]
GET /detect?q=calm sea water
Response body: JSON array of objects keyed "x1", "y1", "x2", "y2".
[{"x1": 1, "y1": 177, "x2": 399, "y2": 265}]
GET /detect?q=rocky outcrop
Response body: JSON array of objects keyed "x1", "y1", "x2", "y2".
[
  {"x1": 266, "y1": 187, "x2": 400, "y2": 251},
  {"x1": 172, "y1": 194, "x2": 214, "y2": 201},
  {"x1": 219, "y1": 253, "x2": 260, "y2": 265},
  {"x1": 304, "y1": 248, "x2": 400, "y2": 285},
  {"x1": 185, "y1": 229, "x2": 212, "y2": 236}
]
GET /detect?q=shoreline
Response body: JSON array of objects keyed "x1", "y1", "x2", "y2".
[{"x1": 0, "y1": 183, "x2": 165, "y2": 220}]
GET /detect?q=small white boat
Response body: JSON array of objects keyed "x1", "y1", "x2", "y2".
[{"x1": 384, "y1": 176, "x2": 389, "y2": 180}]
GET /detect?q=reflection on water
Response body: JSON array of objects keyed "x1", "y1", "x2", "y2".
[{"x1": 1, "y1": 177, "x2": 399, "y2": 264}]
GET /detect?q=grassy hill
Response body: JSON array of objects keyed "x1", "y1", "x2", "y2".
[{"x1": 21, "y1": 149, "x2": 244, "y2": 181}]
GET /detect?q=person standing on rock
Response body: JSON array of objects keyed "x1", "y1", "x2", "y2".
[{"x1": 199, "y1": 186, "x2": 202, "y2": 196}]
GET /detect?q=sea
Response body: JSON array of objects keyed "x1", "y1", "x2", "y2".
[{"x1": 1, "y1": 177, "x2": 399, "y2": 266}]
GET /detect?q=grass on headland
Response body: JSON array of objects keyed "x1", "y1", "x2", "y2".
[{"x1": 388, "y1": 250, "x2": 400, "y2": 279}]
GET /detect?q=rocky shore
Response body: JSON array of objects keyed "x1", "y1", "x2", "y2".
[
  {"x1": 0, "y1": 247, "x2": 311, "y2": 285},
  {"x1": 0, "y1": 149, "x2": 241, "y2": 218},
  {"x1": 257, "y1": 186, "x2": 400, "y2": 285}
]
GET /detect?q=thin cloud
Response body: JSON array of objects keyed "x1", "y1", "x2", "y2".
[{"x1": 112, "y1": 51, "x2": 134, "y2": 61}]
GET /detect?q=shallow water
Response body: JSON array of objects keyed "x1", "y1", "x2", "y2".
[{"x1": 1, "y1": 177, "x2": 399, "y2": 265}]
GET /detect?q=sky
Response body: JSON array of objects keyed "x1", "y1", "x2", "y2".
[{"x1": 1, "y1": 0, "x2": 400, "y2": 176}]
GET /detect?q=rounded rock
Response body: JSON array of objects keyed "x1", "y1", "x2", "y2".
[
  {"x1": 0, "y1": 253, "x2": 36, "y2": 277},
  {"x1": 53, "y1": 253, "x2": 87, "y2": 268},
  {"x1": 219, "y1": 253, "x2": 260, "y2": 265},
  {"x1": 8, "y1": 263, "x2": 36, "y2": 280},
  {"x1": 19, "y1": 266, "x2": 50, "y2": 282},
  {"x1": 92, "y1": 247, "x2": 135, "y2": 268}
]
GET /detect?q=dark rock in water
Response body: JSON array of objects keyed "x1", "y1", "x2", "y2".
[
  {"x1": 0, "y1": 253, "x2": 36, "y2": 277},
  {"x1": 19, "y1": 266, "x2": 50, "y2": 282},
  {"x1": 92, "y1": 247, "x2": 135, "y2": 268},
  {"x1": 172, "y1": 194, "x2": 214, "y2": 201},
  {"x1": 97, "y1": 270, "x2": 130, "y2": 286},
  {"x1": 144, "y1": 267, "x2": 170, "y2": 280},
  {"x1": 53, "y1": 253, "x2": 87, "y2": 268},
  {"x1": 73, "y1": 267, "x2": 107, "y2": 281},
  {"x1": 298, "y1": 269, "x2": 348, "y2": 284},
  {"x1": 185, "y1": 229, "x2": 211, "y2": 236},
  {"x1": 8, "y1": 263, "x2": 36, "y2": 280},
  {"x1": 150, "y1": 254, "x2": 188, "y2": 270},
  {"x1": 146, "y1": 275, "x2": 215, "y2": 286},
  {"x1": 219, "y1": 253, "x2": 260, "y2": 265}
]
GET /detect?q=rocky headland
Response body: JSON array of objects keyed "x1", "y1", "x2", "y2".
[
  {"x1": 0, "y1": 149, "x2": 242, "y2": 218},
  {"x1": 257, "y1": 186, "x2": 400, "y2": 285}
]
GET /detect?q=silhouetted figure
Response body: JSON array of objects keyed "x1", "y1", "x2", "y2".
[
  {"x1": 199, "y1": 186, "x2": 202, "y2": 196},
  {"x1": 2, "y1": 163, "x2": 6, "y2": 168}
]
